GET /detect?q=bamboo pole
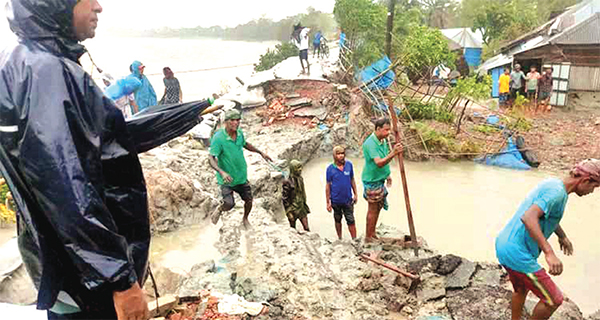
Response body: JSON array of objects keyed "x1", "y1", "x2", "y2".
[{"x1": 386, "y1": 96, "x2": 419, "y2": 256}]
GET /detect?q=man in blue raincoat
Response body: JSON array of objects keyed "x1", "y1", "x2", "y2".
[
  {"x1": 0, "y1": 1, "x2": 150, "y2": 319},
  {"x1": 130, "y1": 60, "x2": 157, "y2": 113}
]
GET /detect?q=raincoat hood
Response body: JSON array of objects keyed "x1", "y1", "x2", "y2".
[
  {"x1": 6, "y1": 0, "x2": 85, "y2": 61},
  {"x1": 129, "y1": 60, "x2": 157, "y2": 111},
  {"x1": 131, "y1": 60, "x2": 143, "y2": 77},
  {"x1": 289, "y1": 160, "x2": 303, "y2": 177}
]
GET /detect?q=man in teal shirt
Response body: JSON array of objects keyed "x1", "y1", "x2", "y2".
[
  {"x1": 209, "y1": 109, "x2": 272, "y2": 228},
  {"x1": 361, "y1": 118, "x2": 402, "y2": 243},
  {"x1": 496, "y1": 159, "x2": 600, "y2": 320}
]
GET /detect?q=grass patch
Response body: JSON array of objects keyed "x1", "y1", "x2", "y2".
[
  {"x1": 410, "y1": 121, "x2": 483, "y2": 158},
  {"x1": 402, "y1": 99, "x2": 455, "y2": 124},
  {"x1": 473, "y1": 124, "x2": 501, "y2": 135}
]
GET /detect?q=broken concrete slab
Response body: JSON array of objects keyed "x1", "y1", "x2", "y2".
[
  {"x1": 445, "y1": 258, "x2": 476, "y2": 289},
  {"x1": 285, "y1": 97, "x2": 312, "y2": 108},
  {"x1": 471, "y1": 263, "x2": 505, "y2": 287},
  {"x1": 446, "y1": 285, "x2": 517, "y2": 320},
  {"x1": 416, "y1": 273, "x2": 446, "y2": 302},
  {"x1": 435, "y1": 254, "x2": 462, "y2": 276},
  {"x1": 293, "y1": 106, "x2": 328, "y2": 121},
  {"x1": 408, "y1": 255, "x2": 441, "y2": 274}
]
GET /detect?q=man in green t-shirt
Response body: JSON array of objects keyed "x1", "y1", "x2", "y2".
[
  {"x1": 362, "y1": 118, "x2": 403, "y2": 243},
  {"x1": 209, "y1": 109, "x2": 272, "y2": 228}
]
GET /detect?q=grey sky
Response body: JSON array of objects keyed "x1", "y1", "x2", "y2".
[{"x1": 1, "y1": 0, "x2": 335, "y2": 39}]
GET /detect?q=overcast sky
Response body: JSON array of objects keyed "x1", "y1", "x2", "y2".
[{"x1": 1, "y1": 0, "x2": 335, "y2": 39}]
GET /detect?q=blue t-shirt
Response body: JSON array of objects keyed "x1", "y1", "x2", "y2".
[
  {"x1": 495, "y1": 178, "x2": 568, "y2": 273},
  {"x1": 326, "y1": 161, "x2": 354, "y2": 205},
  {"x1": 313, "y1": 32, "x2": 321, "y2": 45}
]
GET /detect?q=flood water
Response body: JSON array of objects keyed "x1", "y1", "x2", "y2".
[{"x1": 303, "y1": 157, "x2": 600, "y2": 314}]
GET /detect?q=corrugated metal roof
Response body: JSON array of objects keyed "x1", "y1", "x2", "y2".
[
  {"x1": 550, "y1": 13, "x2": 600, "y2": 44},
  {"x1": 477, "y1": 53, "x2": 512, "y2": 72},
  {"x1": 501, "y1": 0, "x2": 600, "y2": 50}
]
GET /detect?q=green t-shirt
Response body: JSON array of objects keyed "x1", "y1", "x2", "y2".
[
  {"x1": 361, "y1": 133, "x2": 391, "y2": 183},
  {"x1": 210, "y1": 128, "x2": 248, "y2": 186}
]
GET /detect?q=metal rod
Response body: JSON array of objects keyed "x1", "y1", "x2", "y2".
[{"x1": 360, "y1": 253, "x2": 418, "y2": 279}]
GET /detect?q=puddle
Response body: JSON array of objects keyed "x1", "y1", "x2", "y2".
[
  {"x1": 303, "y1": 157, "x2": 600, "y2": 314},
  {"x1": 150, "y1": 224, "x2": 223, "y2": 275}
]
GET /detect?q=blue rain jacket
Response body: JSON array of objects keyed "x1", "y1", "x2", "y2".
[
  {"x1": 130, "y1": 60, "x2": 157, "y2": 112},
  {"x1": 0, "y1": 0, "x2": 149, "y2": 312},
  {"x1": 105, "y1": 75, "x2": 142, "y2": 101}
]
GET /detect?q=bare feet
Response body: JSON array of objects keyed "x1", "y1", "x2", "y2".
[{"x1": 242, "y1": 219, "x2": 251, "y2": 229}]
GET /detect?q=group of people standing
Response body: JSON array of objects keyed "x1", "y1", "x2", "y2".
[
  {"x1": 103, "y1": 62, "x2": 183, "y2": 118},
  {"x1": 499, "y1": 63, "x2": 554, "y2": 110},
  {"x1": 208, "y1": 114, "x2": 402, "y2": 243}
]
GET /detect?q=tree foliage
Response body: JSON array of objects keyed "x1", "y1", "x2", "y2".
[
  {"x1": 334, "y1": 0, "x2": 387, "y2": 67},
  {"x1": 400, "y1": 25, "x2": 456, "y2": 81},
  {"x1": 461, "y1": 0, "x2": 579, "y2": 44}
]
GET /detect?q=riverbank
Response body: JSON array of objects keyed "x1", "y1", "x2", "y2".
[{"x1": 1, "y1": 45, "x2": 599, "y2": 319}]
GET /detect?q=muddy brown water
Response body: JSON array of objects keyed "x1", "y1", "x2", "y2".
[{"x1": 303, "y1": 157, "x2": 600, "y2": 315}]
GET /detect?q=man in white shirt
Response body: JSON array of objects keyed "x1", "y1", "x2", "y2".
[{"x1": 292, "y1": 24, "x2": 311, "y2": 75}]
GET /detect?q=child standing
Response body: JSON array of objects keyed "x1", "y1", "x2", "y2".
[
  {"x1": 499, "y1": 68, "x2": 511, "y2": 107},
  {"x1": 326, "y1": 146, "x2": 358, "y2": 240}
]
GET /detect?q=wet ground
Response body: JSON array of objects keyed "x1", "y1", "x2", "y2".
[{"x1": 303, "y1": 157, "x2": 600, "y2": 315}]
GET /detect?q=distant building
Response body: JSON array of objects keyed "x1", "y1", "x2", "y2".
[{"x1": 479, "y1": 0, "x2": 600, "y2": 106}]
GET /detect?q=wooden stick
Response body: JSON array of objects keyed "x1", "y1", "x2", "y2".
[{"x1": 386, "y1": 96, "x2": 419, "y2": 257}]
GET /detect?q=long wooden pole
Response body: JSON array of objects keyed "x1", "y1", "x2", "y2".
[{"x1": 386, "y1": 96, "x2": 419, "y2": 256}]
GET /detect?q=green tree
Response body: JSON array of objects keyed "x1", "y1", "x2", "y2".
[
  {"x1": 415, "y1": 0, "x2": 460, "y2": 29},
  {"x1": 334, "y1": 0, "x2": 387, "y2": 67},
  {"x1": 399, "y1": 25, "x2": 456, "y2": 82}
]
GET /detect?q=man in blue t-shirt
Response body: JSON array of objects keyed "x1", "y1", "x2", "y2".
[
  {"x1": 326, "y1": 146, "x2": 358, "y2": 240},
  {"x1": 496, "y1": 159, "x2": 600, "y2": 320}
]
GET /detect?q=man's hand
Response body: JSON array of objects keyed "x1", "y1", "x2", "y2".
[
  {"x1": 392, "y1": 143, "x2": 403, "y2": 155},
  {"x1": 559, "y1": 237, "x2": 574, "y2": 256},
  {"x1": 261, "y1": 152, "x2": 273, "y2": 163},
  {"x1": 221, "y1": 171, "x2": 233, "y2": 184},
  {"x1": 113, "y1": 283, "x2": 149, "y2": 320},
  {"x1": 545, "y1": 252, "x2": 563, "y2": 276},
  {"x1": 327, "y1": 203, "x2": 332, "y2": 213},
  {"x1": 386, "y1": 176, "x2": 392, "y2": 187},
  {"x1": 352, "y1": 195, "x2": 357, "y2": 205}
]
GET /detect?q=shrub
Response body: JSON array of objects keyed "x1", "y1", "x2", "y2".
[
  {"x1": 403, "y1": 99, "x2": 455, "y2": 124},
  {"x1": 254, "y1": 42, "x2": 298, "y2": 72}
]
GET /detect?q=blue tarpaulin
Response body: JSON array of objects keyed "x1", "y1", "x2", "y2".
[
  {"x1": 358, "y1": 55, "x2": 396, "y2": 90},
  {"x1": 464, "y1": 47, "x2": 482, "y2": 67},
  {"x1": 475, "y1": 137, "x2": 532, "y2": 170}
]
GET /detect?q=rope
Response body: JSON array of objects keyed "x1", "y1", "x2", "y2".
[{"x1": 144, "y1": 63, "x2": 256, "y2": 77}]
